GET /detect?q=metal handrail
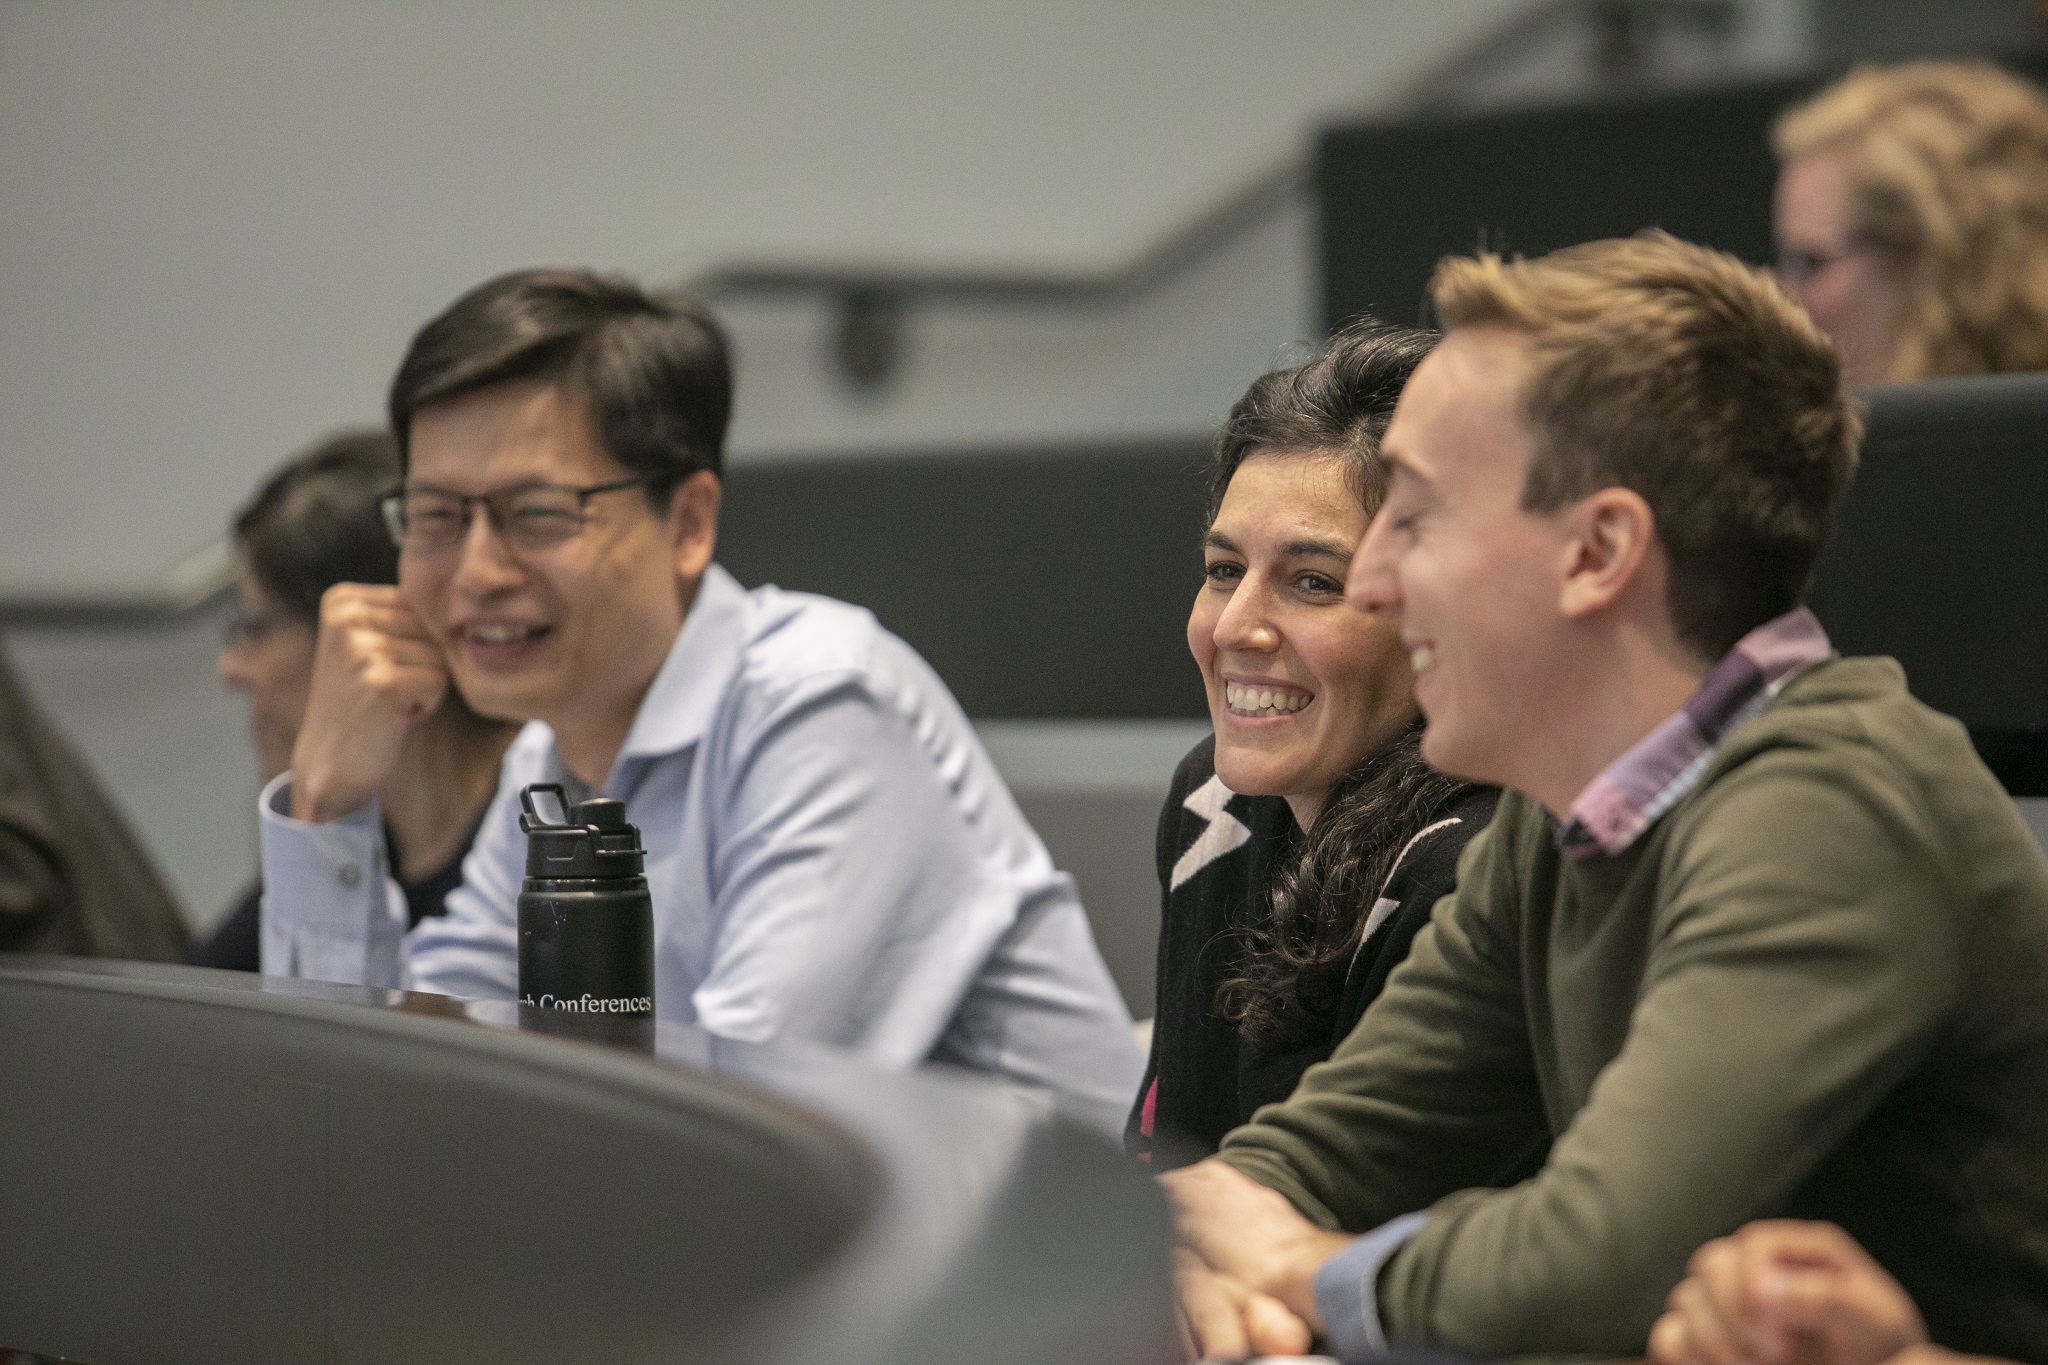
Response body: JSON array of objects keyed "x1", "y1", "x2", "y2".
[
  {"x1": 676, "y1": 0, "x2": 1735, "y2": 313},
  {"x1": 0, "y1": 540, "x2": 233, "y2": 630},
  {"x1": 1, "y1": 0, "x2": 1736, "y2": 628}
]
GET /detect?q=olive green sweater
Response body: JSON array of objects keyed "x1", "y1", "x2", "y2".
[{"x1": 1218, "y1": 657, "x2": 2048, "y2": 1360}]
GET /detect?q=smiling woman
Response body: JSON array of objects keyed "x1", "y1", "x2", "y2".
[{"x1": 1128, "y1": 320, "x2": 1502, "y2": 1168}]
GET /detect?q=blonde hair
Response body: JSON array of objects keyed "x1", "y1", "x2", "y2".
[
  {"x1": 1430, "y1": 231, "x2": 1861, "y2": 658},
  {"x1": 1774, "y1": 61, "x2": 2048, "y2": 381}
]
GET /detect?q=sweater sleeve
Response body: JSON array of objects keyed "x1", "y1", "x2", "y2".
[
  {"x1": 1217, "y1": 806, "x2": 1549, "y2": 1228},
  {"x1": 1376, "y1": 745, "x2": 1963, "y2": 1357}
]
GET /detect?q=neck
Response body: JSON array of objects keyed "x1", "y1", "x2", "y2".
[
  {"x1": 1283, "y1": 792, "x2": 1322, "y2": 831},
  {"x1": 1524, "y1": 620, "x2": 1713, "y2": 820},
  {"x1": 380, "y1": 706, "x2": 519, "y2": 882},
  {"x1": 552, "y1": 712, "x2": 637, "y2": 790},
  {"x1": 552, "y1": 572, "x2": 702, "y2": 788}
]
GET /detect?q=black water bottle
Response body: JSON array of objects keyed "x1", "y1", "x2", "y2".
[{"x1": 516, "y1": 783, "x2": 655, "y2": 1021}]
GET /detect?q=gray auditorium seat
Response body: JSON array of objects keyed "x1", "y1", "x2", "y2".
[
  {"x1": 0, "y1": 957, "x2": 1171, "y2": 1365},
  {"x1": 1807, "y1": 371, "x2": 2048, "y2": 797}
]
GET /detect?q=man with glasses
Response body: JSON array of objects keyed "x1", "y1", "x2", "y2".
[{"x1": 261, "y1": 267, "x2": 1143, "y2": 1132}]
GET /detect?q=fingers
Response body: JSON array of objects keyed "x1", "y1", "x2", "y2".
[
  {"x1": 289, "y1": 582, "x2": 453, "y2": 822},
  {"x1": 1659, "y1": 1223, "x2": 1929, "y2": 1365},
  {"x1": 1659, "y1": 1269, "x2": 1753, "y2": 1365},
  {"x1": 1759, "y1": 1263, "x2": 1929, "y2": 1364},
  {"x1": 1739, "y1": 1219, "x2": 1870, "y2": 1272},
  {"x1": 1241, "y1": 1289, "x2": 1314, "y2": 1357},
  {"x1": 320, "y1": 583, "x2": 438, "y2": 643},
  {"x1": 1648, "y1": 1307, "x2": 1690, "y2": 1365},
  {"x1": 1173, "y1": 1250, "x2": 1251, "y2": 1361}
]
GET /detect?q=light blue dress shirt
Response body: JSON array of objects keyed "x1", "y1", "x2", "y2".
[
  {"x1": 1312, "y1": 1210, "x2": 1428, "y2": 1358},
  {"x1": 260, "y1": 563, "x2": 1144, "y2": 1134}
]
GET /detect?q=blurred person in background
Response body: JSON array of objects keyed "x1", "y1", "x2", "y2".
[
  {"x1": 1773, "y1": 60, "x2": 2048, "y2": 386},
  {"x1": 1129, "y1": 321, "x2": 1499, "y2": 1172},
  {"x1": 0, "y1": 647, "x2": 187, "y2": 961},
  {"x1": 189, "y1": 429, "x2": 518, "y2": 970}
]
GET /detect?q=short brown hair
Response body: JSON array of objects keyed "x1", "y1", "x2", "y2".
[
  {"x1": 1774, "y1": 61, "x2": 2048, "y2": 381},
  {"x1": 389, "y1": 268, "x2": 732, "y2": 503},
  {"x1": 1429, "y1": 231, "x2": 1862, "y2": 659}
]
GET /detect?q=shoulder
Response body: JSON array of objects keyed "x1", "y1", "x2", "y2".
[
  {"x1": 732, "y1": 584, "x2": 893, "y2": 697},
  {"x1": 1381, "y1": 786, "x2": 1502, "y2": 895},
  {"x1": 1156, "y1": 735, "x2": 1294, "y2": 894},
  {"x1": 720, "y1": 585, "x2": 970, "y2": 743},
  {"x1": 1686, "y1": 655, "x2": 2008, "y2": 865}
]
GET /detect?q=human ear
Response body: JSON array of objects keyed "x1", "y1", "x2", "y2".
[
  {"x1": 665, "y1": 470, "x2": 722, "y2": 581},
  {"x1": 1556, "y1": 487, "x2": 1655, "y2": 620}
]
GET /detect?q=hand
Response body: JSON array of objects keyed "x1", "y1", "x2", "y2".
[
  {"x1": 1158, "y1": 1158, "x2": 1352, "y2": 1328},
  {"x1": 1172, "y1": 1246, "x2": 1313, "y2": 1361},
  {"x1": 1648, "y1": 1220, "x2": 1929, "y2": 1365},
  {"x1": 289, "y1": 584, "x2": 449, "y2": 823}
]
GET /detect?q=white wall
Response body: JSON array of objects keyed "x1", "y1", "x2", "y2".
[
  {"x1": 0, "y1": 0, "x2": 1553, "y2": 597},
  {"x1": 0, "y1": 0, "x2": 1814, "y2": 948}
]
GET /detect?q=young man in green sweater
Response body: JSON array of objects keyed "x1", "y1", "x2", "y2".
[{"x1": 1162, "y1": 232, "x2": 2048, "y2": 1362}]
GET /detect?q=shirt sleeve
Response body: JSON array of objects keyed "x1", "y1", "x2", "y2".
[
  {"x1": 258, "y1": 765, "x2": 527, "y2": 1000},
  {"x1": 690, "y1": 671, "x2": 1083, "y2": 1068},
  {"x1": 1342, "y1": 750, "x2": 1959, "y2": 1358},
  {"x1": 1313, "y1": 1212, "x2": 1429, "y2": 1359},
  {"x1": 257, "y1": 772, "x2": 410, "y2": 988}
]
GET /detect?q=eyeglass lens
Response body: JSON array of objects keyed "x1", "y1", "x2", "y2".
[{"x1": 391, "y1": 488, "x2": 587, "y2": 551}]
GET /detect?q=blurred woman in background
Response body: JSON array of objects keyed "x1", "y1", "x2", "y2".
[
  {"x1": 188, "y1": 429, "x2": 517, "y2": 970},
  {"x1": 1127, "y1": 321, "x2": 1498, "y2": 1169},
  {"x1": 1773, "y1": 60, "x2": 2048, "y2": 385}
]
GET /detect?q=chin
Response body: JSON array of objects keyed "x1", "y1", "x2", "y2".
[{"x1": 449, "y1": 672, "x2": 545, "y2": 726}]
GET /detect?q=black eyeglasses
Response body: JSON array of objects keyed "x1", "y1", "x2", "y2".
[{"x1": 380, "y1": 475, "x2": 658, "y2": 553}]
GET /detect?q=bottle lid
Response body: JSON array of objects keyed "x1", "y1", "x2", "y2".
[{"x1": 518, "y1": 784, "x2": 646, "y2": 880}]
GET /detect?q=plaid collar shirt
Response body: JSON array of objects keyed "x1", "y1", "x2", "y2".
[{"x1": 1557, "y1": 606, "x2": 1834, "y2": 859}]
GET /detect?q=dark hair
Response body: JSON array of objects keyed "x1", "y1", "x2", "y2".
[
  {"x1": 388, "y1": 267, "x2": 733, "y2": 503},
  {"x1": 1431, "y1": 232, "x2": 1862, "y2": 658},
  {"x1": 1219, "y1": 725, "x2": 1475, "y2": 1054},
  {"x1": 235, "y1": 427, "x2": 402, "y2": 621},
  {"x1": 1202, "y1": 318, "x2": 1488, "y2": 1056},
  {"x1": 1208, "y1": 317, "x2": 1439, "y2": 521}
]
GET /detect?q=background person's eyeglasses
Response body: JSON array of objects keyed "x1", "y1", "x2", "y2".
[
  {"x1": 379, "y1": 476, "x2": 658, "y2": 553},
  {"x1": 216, "y1": 601, "x2": 303, "y2": 650}
]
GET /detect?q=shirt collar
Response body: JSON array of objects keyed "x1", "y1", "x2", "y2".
[
  {"x1": 1556, "y1": 605, "x2": 1833, "y2": 860},
  {"x1": 608, "y1": 561, "x2": 749, "y2": 771}
]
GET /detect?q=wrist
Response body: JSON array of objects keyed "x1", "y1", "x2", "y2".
[
  {"x1": 289, "y1": 767, "x2": 374, "y2": 824},
  {"x1": 1260, "y1": 1226, "x2": 1352, "y2": 1327}
]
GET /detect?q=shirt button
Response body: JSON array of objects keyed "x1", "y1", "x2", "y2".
[{"x1": 338, "y1": 863, "x2": 362, "y2": 888}]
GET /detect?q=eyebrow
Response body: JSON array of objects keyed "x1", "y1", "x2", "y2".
[
  {"x1": 1203, "y1": 530, "x2": 1353, "y2": 560},
  {"x1": 1383, "y1": 444, "x2": 1433, "y2": 485}
]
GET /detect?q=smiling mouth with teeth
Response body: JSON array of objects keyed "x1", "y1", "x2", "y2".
[
  {"x1": 1223, "y1": 682, "x2": 1313, "y2": 717},
  {"x1": 466, "y1": 623, "x2": 545, "y2": 645},
  {"x1": 1409, "y1": 645, "x2": 1437, "y2": 672}
]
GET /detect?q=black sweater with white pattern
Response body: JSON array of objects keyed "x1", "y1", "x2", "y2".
[{"x1": 1126, "y1": 735, "x2": 1498, "y2": 1168}]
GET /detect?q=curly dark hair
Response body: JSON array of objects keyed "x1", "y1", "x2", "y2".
[
  {"x1": 1218, "y1": 722, "x2": 1474, "y2": 1054},
  {"x1": 1205, "y1": 318, "x2": 1486, "y2": 1055}
]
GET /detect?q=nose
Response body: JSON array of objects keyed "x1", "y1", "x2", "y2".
[
  {"x1": 445, "y1": 504, "x2": 528, "y2": 600},
  {"x1": 218, "y1": 650, "x2": 249, "y2": 695},
  {"x1": 1348, "y1": 510, "x2": 1402, "y2": 616},
  {"x1": 1212, "y1": 571, "x2": 1281, "y2": 654}
]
